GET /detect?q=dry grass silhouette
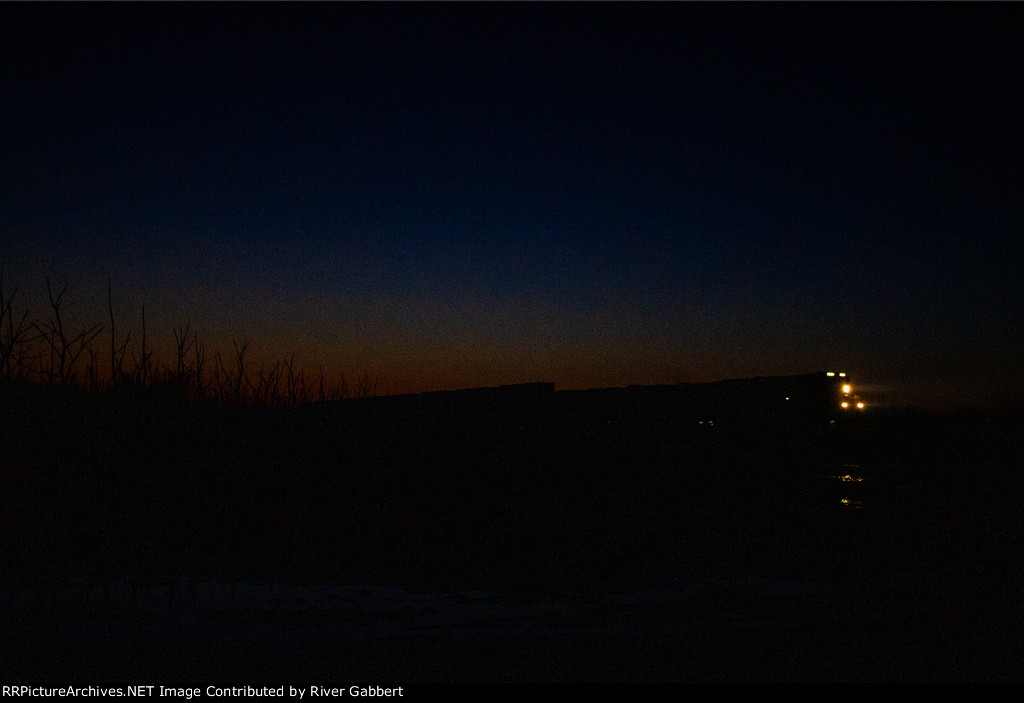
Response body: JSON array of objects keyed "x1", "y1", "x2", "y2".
[{"x1": 0, "y1": 271, "x2": 377, "y2": 405}]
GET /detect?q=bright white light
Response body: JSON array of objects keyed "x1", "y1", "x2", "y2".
[
  {"x1": 839, "y1": 372, "x2": 846, "y2": 377},
  {"x1": 841, "y1": 401, "x2": 849, "y2": 408},
  {"x1": 857, "y1": 402, "x2": 864, "y2": 409},
  {"x1": 842, "y1": 384, "x2": 851, "y2": 394},
  {"x1": 827, "y1": 372, "x2": 835, "y2": 377}
]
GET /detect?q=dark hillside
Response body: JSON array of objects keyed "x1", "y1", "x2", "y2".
[{"x1": 4, "y1": 372, "x2": 1019, "y2": 590}]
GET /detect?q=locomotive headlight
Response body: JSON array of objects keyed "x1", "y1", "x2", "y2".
[{"x1": 842, "y1": 384, "x2": 851, "y2": 395}]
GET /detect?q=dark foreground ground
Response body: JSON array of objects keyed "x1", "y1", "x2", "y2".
[{"x1": 1, "y1": 381, "x2": 1022, "y2": 681}]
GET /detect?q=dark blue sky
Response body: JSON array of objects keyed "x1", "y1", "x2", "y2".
[{"x1": 3, "y1": 3, "x2": 1021, "y2": 408}]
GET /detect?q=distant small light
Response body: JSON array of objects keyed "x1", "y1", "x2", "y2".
[
  {"x1": 784, "y1": 396, "x2": 789, "y2": 400},
  {"x1": 827, "y1": 372, "x2": 835, "y2": 377},
  {"x1": 842, "y1": 384, "x2": 851, "y2": 394},
  {"x1": 857, "y1": 402, "x2": 865, "y2": 409},
  {"x1": 839, "y1": 372, "x2": 846, "y2": 377},
  {"x1": 841, "y1": 402, "x2": 849, "y2": 408}
]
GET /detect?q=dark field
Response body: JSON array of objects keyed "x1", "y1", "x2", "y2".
[{"x1": 2, "y1": 379, "x2": 1022, "y2": 681}]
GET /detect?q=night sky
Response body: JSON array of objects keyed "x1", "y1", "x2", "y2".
[{"x1": 3, "y1": 3, "x2": 1021, "y2": 409}]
